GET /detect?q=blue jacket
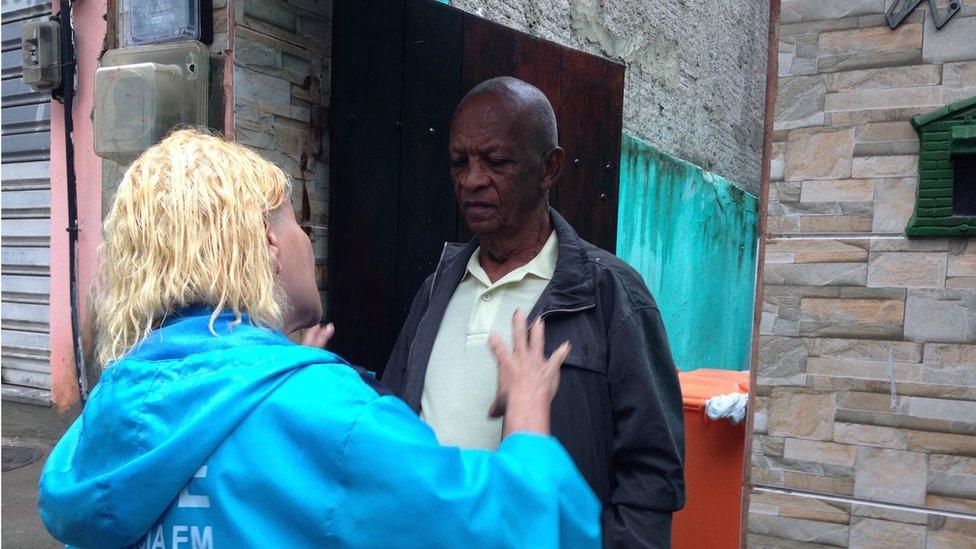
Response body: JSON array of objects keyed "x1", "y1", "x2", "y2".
[{"x1": 39, "y1": 308, "x2": 601, "y2": 548}]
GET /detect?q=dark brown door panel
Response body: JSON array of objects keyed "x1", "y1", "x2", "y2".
[{"x1": 328, "y1": 0, "x2": 624, "y2": 373}]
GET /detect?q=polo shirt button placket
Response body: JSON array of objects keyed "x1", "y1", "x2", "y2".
[{"x1": 481, "y1": 293, "x2": 492, "y2": 302}]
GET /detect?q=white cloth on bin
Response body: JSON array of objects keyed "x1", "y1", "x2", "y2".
[{"x1": 704, "y1": 393, "x2": 748, "y2": 425}]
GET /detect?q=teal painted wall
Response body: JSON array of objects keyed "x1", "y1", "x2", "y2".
[{"x1": 616, "y1": 134, "x2": 759, "y2": 371}]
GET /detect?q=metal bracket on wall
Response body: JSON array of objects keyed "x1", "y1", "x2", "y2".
[{"x1": 886, "y1": 0, "x2": 961, "y2": 30}]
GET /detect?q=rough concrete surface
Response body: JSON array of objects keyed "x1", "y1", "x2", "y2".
[
  {"x1": 3, "y1": 401, "x2": 78, "y2": 548},
  {"x1": 451, "y1": 0, "x2": 770, "y2": 194},
  {"x1": 3, "y1": 441, "x2": 62, "y2": 548}
]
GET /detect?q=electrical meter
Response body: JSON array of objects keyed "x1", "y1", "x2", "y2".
[
  {"x1": 94, "y1": 41, "x2": 210, "y2": 163},
  {"x1": 118, "y1": 0, "x2": 203, "y2": 47},
  {"x1": 21, "y1": 19, "x2": 61, "y2": 91}
]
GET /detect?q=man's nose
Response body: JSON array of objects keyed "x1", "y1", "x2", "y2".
[{"x1": 460, "y1": 161, "x2": 491, "y2": 190}]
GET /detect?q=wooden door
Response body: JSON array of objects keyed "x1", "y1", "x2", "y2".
[{"x1": 328, "y1": 0, "x2": 624, "y2": 373}]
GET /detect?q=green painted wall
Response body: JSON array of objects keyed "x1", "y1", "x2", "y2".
[{"x1": 617, "y1": 134, "x2": 759, "y2": 371}]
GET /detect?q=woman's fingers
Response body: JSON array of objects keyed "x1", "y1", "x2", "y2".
[
  {"x1": 488, "y1": 394, "x2": 506, "y2": 418},
  {"x1": 301, "y1": 323, "x2": 335, "y2": 349},
  {"x1": 488, "y1": 333, "x2": 510, "y2": 418},
  {"x1": 511, "y1": 310, "x2": 528, "y2": 354},
  {"x1": 529, "y1": 318, "x2": 544, "y2": 354},
  {"x1": 488, "y1": 333, "x2": 510, "y2": 365},
  {"x1": 487, "y1": 318, "x2": 570, "y2": 423},
  {"x1": 320, "y1": 323, "x2": 335, "y2": 347},
  {"x1": 547, "y1": 341, "x2": 572, "y2": 370}
]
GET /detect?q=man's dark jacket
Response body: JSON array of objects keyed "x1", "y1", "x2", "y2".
[{"x1": 382, "y1": 209, "x2": 685, "y2": 548}]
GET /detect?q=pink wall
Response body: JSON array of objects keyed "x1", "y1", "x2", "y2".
[{"x1": 49, "y1": 0, "x2": 106, "y2": 410}]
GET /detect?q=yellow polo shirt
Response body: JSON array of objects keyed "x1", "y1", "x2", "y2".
[{"x1": 421, "y1": 231, "x2": 559, "y2": 450}]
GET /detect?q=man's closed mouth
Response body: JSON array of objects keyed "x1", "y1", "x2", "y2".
[{"x1": 463, "y1": 202, "x2": 497, "y2": 215}]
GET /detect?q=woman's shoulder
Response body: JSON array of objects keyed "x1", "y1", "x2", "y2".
[{"x1": 261, "y1": 361, "x2": 386, "y2": 424}]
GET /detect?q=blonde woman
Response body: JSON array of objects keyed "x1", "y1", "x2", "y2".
[{"x1": 38, "y1": 129, "x2": 600, "y2": 547}]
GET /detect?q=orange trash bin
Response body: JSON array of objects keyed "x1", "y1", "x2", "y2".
[{"x1": 672, "y1": 369, "x2": 750, "y2": 549}]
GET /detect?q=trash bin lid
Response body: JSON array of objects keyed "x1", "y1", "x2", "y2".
[{"x1": 678, "y1": 369, "x2": 749, "y2": 411}]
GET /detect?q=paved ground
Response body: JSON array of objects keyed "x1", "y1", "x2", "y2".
[{"x1": 3, "y1": 400, "x2": 79, "y2": 548}]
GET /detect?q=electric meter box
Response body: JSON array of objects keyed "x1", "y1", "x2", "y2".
[
  {"x1": 94, "y1": 41, "x2": 210, "y2": 163},
  {"x1": 22, "y1": 19, "x2": 61, "y2": 91},
  {"x1": 118, "y1": 0, "x2": 206, "y2": 47}
]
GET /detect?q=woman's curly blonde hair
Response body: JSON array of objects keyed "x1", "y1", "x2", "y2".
[{"x1": 95, "y1": 128, "x2": 292, "y2": 367}]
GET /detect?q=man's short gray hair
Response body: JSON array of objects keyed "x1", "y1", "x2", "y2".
[{"x1": 458, "y1": 76, "x2": 559, "y2": 156}]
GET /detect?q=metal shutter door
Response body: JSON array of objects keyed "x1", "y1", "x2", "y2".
[{"x1": 2, "y1": 0, "x2": 54, "y2": 403}]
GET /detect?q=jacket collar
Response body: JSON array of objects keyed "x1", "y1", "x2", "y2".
[
  {"x1": 435, "y1": 207, "x2": 595, "y2": 315},
  {"x1": 535, "y1": 208, "x2": 595, "y2": 314}
]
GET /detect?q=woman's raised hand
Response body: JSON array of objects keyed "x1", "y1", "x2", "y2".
[{"x1": 488, "y1": 310, "x2": 571, "y2": 437}]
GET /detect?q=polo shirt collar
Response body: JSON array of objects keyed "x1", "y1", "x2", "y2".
[{"x1": 465, "y1": 230, "x2": 558, "y2": 288}]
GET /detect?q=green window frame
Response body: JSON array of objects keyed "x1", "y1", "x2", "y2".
[{"x1": 906, "y1": 95, "x2": 976, "y2": 237}]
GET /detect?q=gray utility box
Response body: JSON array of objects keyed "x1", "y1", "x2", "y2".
[
  {"x1": 22, "y1": 19, "x2": 61, "y2": 91},
  {"x1": 94, "y1": 41, "x2": 210, "y2": 163}
]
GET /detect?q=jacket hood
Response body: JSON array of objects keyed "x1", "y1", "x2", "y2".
[{"x1": 38, "y1": 308, "x2": 344, "y2": 547}]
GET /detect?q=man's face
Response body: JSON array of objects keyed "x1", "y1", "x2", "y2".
[
  {"x1": 449, "y1": 95, "x2": 546, "y2": 236},
  {"x1": 268, "y1": 200, "x2": 322, "y2": 332}
]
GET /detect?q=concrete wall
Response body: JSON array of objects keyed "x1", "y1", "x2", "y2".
[
  {"x1": 450, "y1": 0, "x2": 770, "y2": 194},
  {"x1": 749, "y1": 0, "x2": 976, "y2": 545},
  {"x1": 617, "y1": 135, "x2": 758, "y2": 372}
]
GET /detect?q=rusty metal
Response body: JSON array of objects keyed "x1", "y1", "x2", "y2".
[
  {"x1": 740, "y1": 0, "x2": 781, "y2": 545},
  {"x1": 222, "y1": 0, "x2": 235, "y2": 140},
  {"x1": 886, "y1": 0, "x2": 960, "y2": 29}
]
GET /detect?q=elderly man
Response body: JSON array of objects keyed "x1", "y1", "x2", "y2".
[{"x1": 382, "y1": 77, "x2": 686, "y2": 548}]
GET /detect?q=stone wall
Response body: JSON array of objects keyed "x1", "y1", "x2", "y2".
[
  {"x1": 231, "y1": 0, "x2": 332, "y2": 307},
  {"x1": 449, "y1": 0, "x2": 770, "y2": 194},
  {"x1": 750, "y1": 0, "x2": 976, "y2": 545}
]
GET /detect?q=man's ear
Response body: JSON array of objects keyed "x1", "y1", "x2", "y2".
[
  {"x1": 267, "y1": 228, "x2": 282, "y2": 274},
  {"x1": 540, "y1": 147, "x2": 565, "y2": 192}
]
